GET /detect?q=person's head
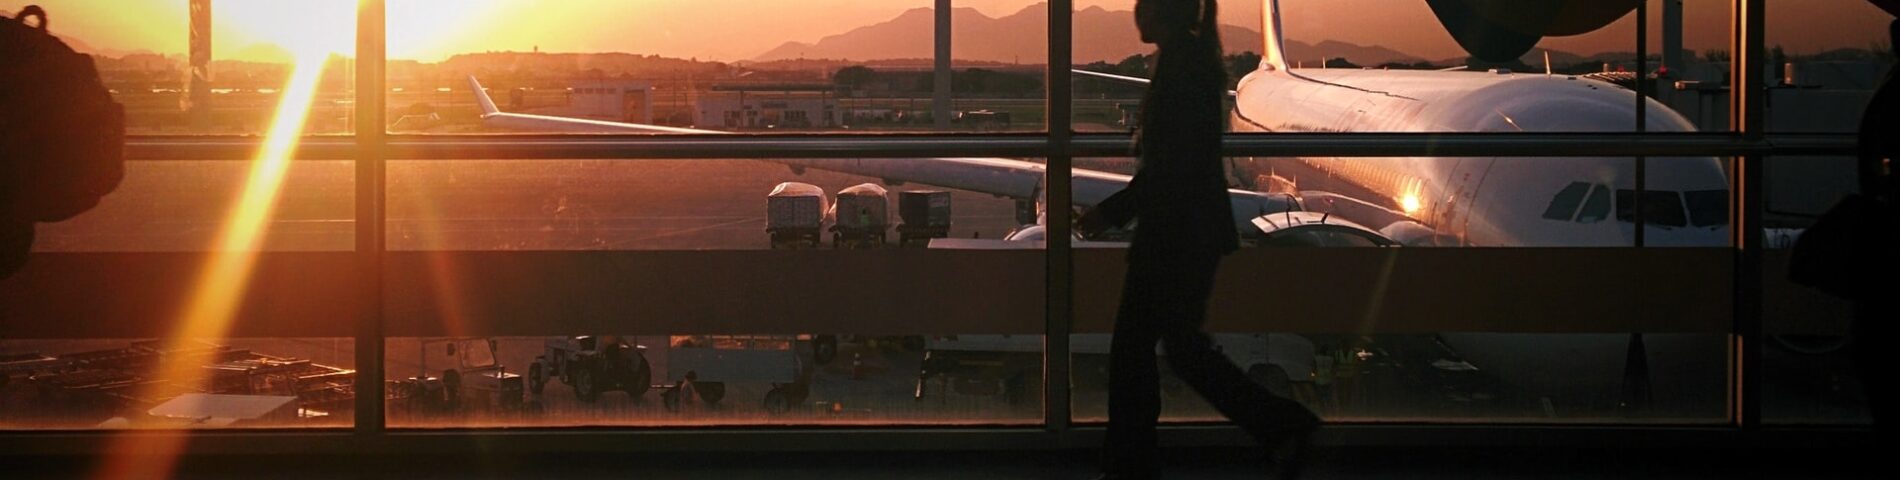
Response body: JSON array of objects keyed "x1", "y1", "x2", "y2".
[{"x1": 1135, "y1": 0, "x2": 1217, "y2": 46}]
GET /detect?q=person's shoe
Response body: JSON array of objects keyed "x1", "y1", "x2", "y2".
[{"x1": 1268, "y1": 425, "x2": 1318, "y2": 480}]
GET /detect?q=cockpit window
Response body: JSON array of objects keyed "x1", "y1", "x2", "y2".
[
  {"x1": 1683, "y1": 190, "x2": 1730, "y2": 227},
  {"x1": 1576, "y1": 185, "x2": 1611, "y2": 223},
  {"x1": 1541, "y1": 182, "x2": 1591, "y2": 221},
  {"x1": 1615, "y1": 190, "x2": 1689, "y2": 227}
]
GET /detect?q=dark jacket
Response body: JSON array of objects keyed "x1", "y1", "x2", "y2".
[
  {"x1": 1093, "y1": 34, "x2": 1239, "y2": 258},
  {"x1": 1859, "y1": 20, "x2": 1900, "y2": 200}
]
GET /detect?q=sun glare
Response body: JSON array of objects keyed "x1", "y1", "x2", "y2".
[{"x1": 93, "y1": 2, "x2": 357, "y2": 479}]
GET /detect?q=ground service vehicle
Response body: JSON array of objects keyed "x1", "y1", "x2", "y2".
[
  {"x1": 663, "y1": 335, "x2": 810, "y2": 414},
  {"x1": 829, "y1": 183, "x2": 890, "y2": 249},
  {"x1": 530, "y1": 335, "x2": 652, "y2": 402},
  {"x1": 394, "y1": 338, "x2": 525, "y2": 411},
  {"x1": 896, "y1": 190, "x2": 952, "y2": 246},
  {"x1": 766, "y1": 182, "x2": 828, "y2": 249}
]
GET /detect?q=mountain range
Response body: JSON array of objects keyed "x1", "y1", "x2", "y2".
[{"x1": 752, "y1": 3, "x2": 1435, "y2": 67}]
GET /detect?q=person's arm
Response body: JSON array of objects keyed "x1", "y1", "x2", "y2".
[{"x1": 1084, "y1": 176, "x2": 1145, "y2": 232}]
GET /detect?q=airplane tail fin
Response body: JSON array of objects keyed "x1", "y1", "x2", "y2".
[
  {"x1": 467, "y1": 75, "x2": 500, "y2": 117},
  {"x1": 1261, "y1": 0, "x2": 1291, "y2": 72}
]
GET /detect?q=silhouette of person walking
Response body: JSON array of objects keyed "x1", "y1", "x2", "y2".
[
  {"x1": 1793, "y1": 0, "x2": 1899, "y2": 443},
  {"x1": 1852, "y1": 2, "x2": 1899, "y2": 436},
  {"x1": 1078, "y1": 1, "x2": 1318, "y2": 478}
]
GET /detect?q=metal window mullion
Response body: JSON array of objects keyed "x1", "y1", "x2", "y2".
[
  {"x1": 1636, "y1": 2, "x2": 1649, "y2": 247},
  {"x1": 1730, "y1": 0, "x2": 1767, "y2": 432},
  {"x1": 1044, "y1": 0, "x2": 1075, "y2": 435},
  {"x1": 353, "y1": 0, "x2": 387, "y2": 443}
]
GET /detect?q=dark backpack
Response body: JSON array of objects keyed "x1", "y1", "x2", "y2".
[{"x1": 1, "y1": 6, "x2": 125, "y2": 276}]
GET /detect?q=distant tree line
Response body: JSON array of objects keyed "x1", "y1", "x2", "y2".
[{"x1": 832, "y1": 65, "x2": 1043, "y2": 97}]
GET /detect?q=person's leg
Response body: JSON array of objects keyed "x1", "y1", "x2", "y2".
[
  {"x1": 1852, "y1": 303, "x2": 1887, "y2": 437},
  {"x1": 1102, "y1": 255, "x2": 1170, "y2": 476},
  {"x1": 1158, "y1": 253, "x2": 1319, "y2": 446}
]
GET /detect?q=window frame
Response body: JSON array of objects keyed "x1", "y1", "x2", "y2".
[{"x1": 0, "y1": 0, "x2": 1861, "y2": 454}]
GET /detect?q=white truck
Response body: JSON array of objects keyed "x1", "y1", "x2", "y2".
[
  {"x1": 829, "y1": 183, "x2": 890, "y2": 249},
  {"x1": 896, "y1": 190, "x2": 953, "y2": 246},
  {"x1": 766, "y1": 182, "x2": 828, "y2": 249}
]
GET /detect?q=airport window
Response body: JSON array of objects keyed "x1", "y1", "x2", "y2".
[
  {"x1": 385, "y1": 0, "x2": 1047, "y2": 134},
  {"x1": 2, "y1": 0, "x2": 1881, "y2": 449},
  {"x1": 32, "y1": 161, "x2": 355, "y2": 252},
  {"x1": 1577, "y1": 185, "x2": 1613, "y2": 224},
  {"x1": 1765, "y1": 0, "x2": 1896, "y2": 133},
  {"x1": 1542, "y1": 182, "x2": 1593, "y2": 221},
  {"x1": 1616, "y1": 189, "x2": 1690, "y2": 228},
  {"x1": 1683, "y1": 189, "x2": 1730, "y2": 227}
]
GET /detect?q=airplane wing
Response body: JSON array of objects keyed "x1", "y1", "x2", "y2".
[
  {"x1": 1071, "y1": 68, "x2": 1151, "y2": 86},
  {"x1": 1071, "y1": 69, "x2": 1237, "y2": 97},
  {"x1": 462, "y1": 76, "x2": 1296, "y2": 227}
]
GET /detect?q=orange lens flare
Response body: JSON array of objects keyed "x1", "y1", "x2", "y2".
[{"x1": 93, "y1": 2, "x2": 354, "y2": 476}]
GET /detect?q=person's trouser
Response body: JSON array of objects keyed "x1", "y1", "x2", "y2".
[
  {"x1": 1853, "y1": 302, "x2": 1890, "y2": 438},
  {"x1": 1102, "y1": 249, "x2": 1320, "y2": 475}
]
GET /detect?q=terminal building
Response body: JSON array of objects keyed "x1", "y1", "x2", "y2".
[{"x1": 693, "y1": 85, "x2": 839, "y2": 129}]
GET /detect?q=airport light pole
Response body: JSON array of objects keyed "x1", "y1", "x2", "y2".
[
  {"x1": 1663, "y1": 0, "x2": 1684, "y2": 74},
  {"x1": 186, "y1": 0, "x2": 211, "y2": 130},
  {"x1": 935, "y1": 0, "x2": 953, "y2": 129}
]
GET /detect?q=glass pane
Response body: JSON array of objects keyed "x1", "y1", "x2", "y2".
[
  {"x1": 1760, "y1": 154, "x2": 1872, "y2": 424},
  {"x1": 1073, "y1": 156, "x2": 1731, "y2": 248},
  {"x1": 387, "y1": 159, "x2": 1033, "y2": 251},
  {"x1": 1073, "y1": 1, "x2": 1731, "y2": 134},
  {"x1": 1, "y1": 338, "x2": 354, "y2": 430},
  {"x1": 386, "y1": 1, "x2": 1047, "y2": 134},
  {"x1": 1069, "y1": 155, "x2": 1732, "y2": 424},
  {"x1": 1070, "y1": 333, "x2": 1728, "y2": 424},
  {"x1": 383, "y1": 155, "x2": 1046, "y2": 427},
  {"x1": 1541, "y1": 182, "x2": 1592, "y2": 221},
  {"x1": 1765, "y1": 0, "x2": 1895, "y2": 133},
  {"x1": 386, "y1": 334, "x2": 1042, "y2": 428},
  {"x1": 3, "y1": 0, "x2": 358, "y2": 135},
  {"x1": 32, "y1": 161, "x2": 354, "y2": 252}
]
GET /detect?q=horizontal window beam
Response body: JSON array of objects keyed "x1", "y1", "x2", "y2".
[
  {"x1": 0, "y1": 425, "x2": 1872, "y2": 456},
  {"x1": 5, "y1": 249, "x2": 1749, "y2": 338},
  {"x1": 124, "y1": 133, "x2": 1856, "y2": 161}
]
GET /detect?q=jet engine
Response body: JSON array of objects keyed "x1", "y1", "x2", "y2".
[{"x1": 1426, "y1": 0, "x2": 1643, "y2": 64}]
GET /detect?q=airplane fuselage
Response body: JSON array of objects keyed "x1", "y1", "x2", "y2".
[{"x1": 1226, "y1": 67, "x2": 1732, "y2": 247}]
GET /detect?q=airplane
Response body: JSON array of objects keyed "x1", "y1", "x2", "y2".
[{"x1": 456, "y1": 0, "x2": 1731, "y2": 416}]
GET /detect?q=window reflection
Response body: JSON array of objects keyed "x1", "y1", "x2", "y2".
[
  {"x1": 386, "y1": 1, "x2": 1047, "y2": 134},
  {"x1": 387, "y1": 336, "x2": 1042, "y2": 428},
  {"x1": 0, "y1": 338, "x2": 355, "y2": 430}
]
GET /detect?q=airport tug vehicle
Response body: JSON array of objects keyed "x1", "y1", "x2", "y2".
[
  {"x1": 394, "y1": 337, "x2": 526, "y2": 412},
  {"x1": 529, "y1": 335, "x2": 652, "y2": 402}
]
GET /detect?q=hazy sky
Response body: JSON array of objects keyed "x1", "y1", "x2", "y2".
[{"x1": 5, "y1": 1, "x2": 1891, "y2": 63}]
